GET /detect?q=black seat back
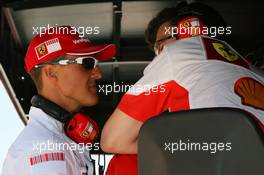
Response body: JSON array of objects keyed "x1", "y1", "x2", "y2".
[{"x1": 138, "y1": 108, "x2": 264, "y2": 175}]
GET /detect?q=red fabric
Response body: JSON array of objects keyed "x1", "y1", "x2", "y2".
[
  {"x1": 243, "y1": 110, "x2": 264, "y2": 133},
  {"x1": 66, "y1": 113, "x2": 99, "y2": 144},
  {"x1": 106, "y1": 155, "x2": 138, "y2": 175},
  {"x1": 106, "y1": 80, "x2": 190, "y2": 175},
  {"x1": 177, "y1": 16, "x2": 207, "y2": 39},
  {"x1": 255, "y1": 118, "x2": 264, "y2": 133},
  {"x1": 117, "y1": 80, "x2": 190, "y2": 122},
  {"x1": 24, "y1": 25, "x2": 116, "y2": 72},
  {"x1": 29, "y1": 152, "x2": 64, "y2": 166}
]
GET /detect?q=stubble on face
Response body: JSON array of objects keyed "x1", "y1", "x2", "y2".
[{"x1": 54, "y1": 56, "x2": 100, "y2": 110}]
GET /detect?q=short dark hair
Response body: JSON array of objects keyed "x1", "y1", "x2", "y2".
[
  {"x1": 29, "y1": 55, "x2": 65, "y2": 92},
  {"x1": 145, "y1": 1, "x2": 227, "y2": 50},
  {"x1": 29, "y1": 67, "x2": 43, "y2": 92}
]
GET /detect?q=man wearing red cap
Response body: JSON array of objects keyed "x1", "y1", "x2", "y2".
[
  {"x1": 101, "y1": 2, "x2": 264, "y2": 175},
  {"x1": 2, "y1": 26, "x2": 116, "y2": 175}
]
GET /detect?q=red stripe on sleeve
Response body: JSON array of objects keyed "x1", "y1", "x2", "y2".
[
  {"x1": 30, "y1": 158, "x2": 33, "y2": 166},
  {"x1": 29, "y1": 152, "x2": 65, "y2": 166},
  {"x1": 118, "y1": 80, "x2": 190, "y2": 122}
]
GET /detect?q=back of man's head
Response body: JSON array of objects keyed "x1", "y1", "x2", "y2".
[{"x1": 145, "y1": 1, "x2": 227, "y2": 50}]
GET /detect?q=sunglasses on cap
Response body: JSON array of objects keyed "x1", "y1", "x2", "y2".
[{"x1": 34, "y1": 56, "x2": 98, "y2": 70}]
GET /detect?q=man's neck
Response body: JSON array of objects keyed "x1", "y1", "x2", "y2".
[{"x1": 39, "y1": 91, "x2": 81, "y2": 113}]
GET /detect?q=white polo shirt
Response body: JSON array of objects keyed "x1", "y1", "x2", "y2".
[
  {"x1": 117, "y1": 36, "x2": 264, "y2": 123},
  {"x1": 1, "y1": 106, "x2": 94, "y2": 175}
]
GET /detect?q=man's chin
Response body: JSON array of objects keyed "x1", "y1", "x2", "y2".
[{"x1": 84, "y1": 96, "x2": 99, "y2": 107}]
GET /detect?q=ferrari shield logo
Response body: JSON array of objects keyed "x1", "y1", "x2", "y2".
[
  {"x1": 35, "y1": 43, "x2": 48, "y2": 59},
  {"x1": 37, "y1": 44, "x2": 47, "y2": 55},
  {"x1": 81, "y1": 130, "x2": 89, "y2": 138},
  {"x1": 212, "y1": 42, "x2": 239, "y2": 62},
  {"x1": 183, "y1": 20, "x2": 190, "y2": 28}
]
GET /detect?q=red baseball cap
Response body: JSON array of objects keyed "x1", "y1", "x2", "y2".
[{"x1": 25, "y1": 26, "x2": 116, "y2": 73}]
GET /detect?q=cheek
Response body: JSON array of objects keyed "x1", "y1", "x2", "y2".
[
  {"x1": 57, "y1": 70, "x2": 86, "y2": 94},
  {"x1": 58, "y1": 75, "x2": 75, "y2": 94}
]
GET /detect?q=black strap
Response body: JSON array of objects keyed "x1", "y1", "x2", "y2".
[{"x1": 31, "y1": 95, "x2": 68, "y2": 123}]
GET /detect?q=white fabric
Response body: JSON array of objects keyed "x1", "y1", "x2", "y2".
[
  {"x1": 1, "y1": 107, "x2": 94, "y2": 175},
  {"x1": 125, "y1": 36, "x2": 264, "y2": 123}
]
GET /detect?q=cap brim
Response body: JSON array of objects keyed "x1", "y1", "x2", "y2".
[{"x1": 66, "y1": 44, "x2": 116, "y2": 61}]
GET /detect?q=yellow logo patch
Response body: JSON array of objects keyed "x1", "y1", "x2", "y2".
[
  {"x1": 37, "y1": 44, "x2": 47, "y2": 56},
  {"x1": 183, "y1": 20, "x2": 190, "y2": 28},
  {"x1": 81, "y1": 131, "x2": 89, "y2": 138},
  {"x1": 212, "y1": 43, "x2": 239, "y2": 62}
]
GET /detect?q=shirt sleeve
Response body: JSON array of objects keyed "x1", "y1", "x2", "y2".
[
  {"x1": 117, "y1": 53, "x2": 190, "y2": 122},
  {"x1": 28, "y1": 151, "x2": 67, "y2": 175},
  {"x1": 1, "y1": 148, "x2": 67, "y2": 175}
]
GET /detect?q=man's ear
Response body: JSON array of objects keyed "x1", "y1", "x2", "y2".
[{"x1": 42, "y1": 65, "x2": 58, "y2": 81}]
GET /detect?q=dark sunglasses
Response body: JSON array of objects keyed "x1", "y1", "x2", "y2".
[{"x1": 35, "y1": 56, "x2": 98, "y2": 70}]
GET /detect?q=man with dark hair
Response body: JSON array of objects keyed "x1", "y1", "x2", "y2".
[
  {"x1": 101, "y1": 2, "x2": 264, "y2": 175},
  {"x1": 2, "y1": 26, "x2": 116, "y2": 175},
  {"x1": 145, "y1": 1, "x2": 228, "y2": 52}
]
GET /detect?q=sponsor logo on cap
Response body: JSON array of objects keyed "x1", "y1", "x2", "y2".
[
  {"x1": 73, "y1": 38, "x2": 90, "y2": 45},
  {"x1": 35, "y1": 38, "x2": 62, "y2": 60},
  {"x1": 179, "y1": 18, "x2": 201, "y2": 36},
  {"x1": 182, "y1": 18, "x2": 200, "y2": 28},
  {"x1": 36, "y1": 44, "x2": 47, "y2": 57},
  {"x1": 183, "y1": 20, "x2": 190, "y2": 28},
  {"x1": 190, "y1": 18, "x2": 200, "y2": 27}
]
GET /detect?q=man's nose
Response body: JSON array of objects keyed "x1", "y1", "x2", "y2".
[{"x1": 90, "y1": 66, "x2": 102, "y2": 80}]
